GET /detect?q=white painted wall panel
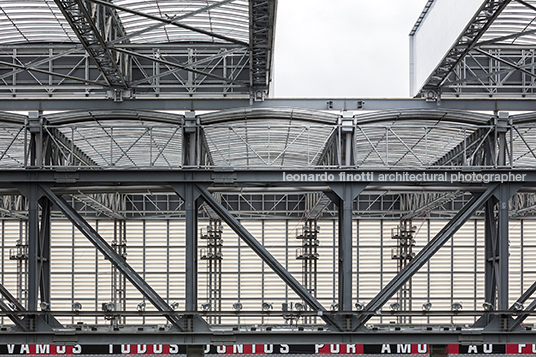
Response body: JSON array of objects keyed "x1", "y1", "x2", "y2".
[{"x1": 410, "y1": 0, "x2": 486, "y2": 96}]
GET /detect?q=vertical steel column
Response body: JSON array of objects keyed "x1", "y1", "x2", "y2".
[
  {"x1": 338, "y1": 184, "x2": 353, "y2": 312},
  {"x1": 185, "y1": 183, "x2": 198, "y2": 312},
  {"x1": 37, "y1": 197, "x2": 51, "y2": 308},
  {"x1": 484, "y1": 198, "x2": 496, "y2": 316},
  {"x1": 27, "y1": 184, "x2": 39, "y2": 313},
  {"x1": 330, "y1": 183, "x2": 366, "y2": 317},
  {"x1": 497, "y1": 185, "x2": 509, "y2": 310}
]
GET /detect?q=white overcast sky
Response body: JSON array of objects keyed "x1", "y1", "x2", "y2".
[{"x1": 272, "y1": 0, "x2": 429, "y2": 98}]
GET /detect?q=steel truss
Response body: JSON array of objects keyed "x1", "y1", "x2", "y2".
[
  {"x1": 0, "y1": 108, "x2": 533, "y2": 344},
  {"x1": 0, "y1": 169, "x2": 534, "y2": 344},
  {"x1": 412, "y1": 0, "x2": 536, "y2": 99},
  {"x1": 0, "y1": 108, "x2": 532, "y2": 345},
  {"x1": 0, "y1": 0, "x2": 275, "y2": 100}
]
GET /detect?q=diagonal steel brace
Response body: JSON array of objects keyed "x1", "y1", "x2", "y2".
[
  {"x1": 0, "y1": 284, "x2": 27, "y2": 331},
  {"x1": 354, "y1": 184, "x2": 499, "y2": 330},
  {"x1": 509, "y1": 279, "x2": 536, "y2": 330},
  {"x1": 195, "y1": 184, "x2": 343, "y2": 331},
  {"x1": 39, "y1": 185, "x2": 183, "y2": 331}
]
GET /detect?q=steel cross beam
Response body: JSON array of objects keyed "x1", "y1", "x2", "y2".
[
  {"x1": 512, "y1": 280, "x2": 536, "y2": 309},
  {"x1": 0, "y1": 300, "x2": 26, "y2": 332},
  {"x1": 353, "y1": 184, "x2": 499, "y2": 330},
  {"x1": 474, "y1": 47, "x2": 536, "y2": 79},
  {"x1": 0, "y1": 60, "x2": 103, "y2": 87},
  {"x1": 45, "y1": 127, "x2": 100, "y2": 167},
  {"x1": 85, "y1": 0, "x2": 247, "y2": 47},
  {"x1": 432, "y1": 126, "x2": 492, "y2": 166},
  {"x1": 0, "y1": 283, "x2": 25, "y2": 314},
  {"x1": 114, "y1": 48, "x2": 246, "y2": 86},
  {"x1": 53, "y1": 0, "x2": 128, "y2": 88},
  {"x1": 39, "y1": 185, "x2": 184, "y2": 331},
  {"x1": 510, "y1": 296, "x2": 536, "y2": 330},
  {"x1": 508, "y1": 267, "x2": 536, "y2": 330},
  {"x1": 195, "y1": 184, "x2": 344, "y2": 331}
]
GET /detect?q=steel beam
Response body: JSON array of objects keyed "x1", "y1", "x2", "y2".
[
  {"x1": 0, "y1": 284, "x2": 24, "y2": 313},
  {"x1": 53, "y1": 0, "x2": 128, "y2": 88},
  {"x1": 339, "y1": 188, "x2": 356, "y2": 315},
  {"x1": 27, "y1": 184, "x2": 39, "y2": 312},
  {"x1": 2, "y1": 98, "x2": 536, "y2": 112},
  {"x1": 354, "y1": 184, "x2": 499, "y2": 330},
  {"x1": 509, "y1": 295, "x2": 536, "y2": 330},
  {"x1": 39, "y1": 185, "x2": 184, "y2": 331},
  {"x1": 185, "y1": 183, "x2": 198, "y2": 313},
  {"x1": 37, "y1": 197, "x2": 51, "y2": 313},
  {"x1": 0, "y1": 300, "x2": 27, "y2": 332},
  {"x1": 484, "y1": 198, "x2": 498, "y2": 326},
  {"x1": 497, "y1": 186, "x2": 510, "y2": 311},
  {"x1": 194, "y1": 184, "x2": 344, "y2": 331},
  {"x1": 46, "y1": 127, "x2": 99, "y2": 167},
  {"x1": 0, "y1": 328, "x2": 532, "y2": 345},
  {"x1": 85, "y1": 0, "x2": 247, "y2": 47},
  {"x1": 330, "y1": 184, "x2": 367, "y2": 314},
  {"x1": 511, "y1": 280, "x2": 536, "y2": 309},
  {"x1": 249, "y1": 0, "x2": 277, "y2": 94},
  {"x1": 432, "y1": 127, "x2": 492, "y2": 167}
]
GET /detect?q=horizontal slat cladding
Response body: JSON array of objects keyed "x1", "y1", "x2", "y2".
[{"x1": 0, "y1": 215, "x2": 532, "y2": 327}]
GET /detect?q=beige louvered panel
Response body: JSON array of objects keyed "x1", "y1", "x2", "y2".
[
  {"x1": 168, "y1": 247, "x2": 185, "y2": 301},
  {"x1": 50, "y1": 220, "x2": 73, "y2": 312},
  {"x1": 3, "y1": 221, "x2": 22, "y2": 294},
  {"x1": 3, "y1": 211, "x2": 536, "y2": 326},
  {"x1": 144, "y1": 220, "x2": 168, "y2": 245},
  {"x1": 198, "y1": 274, "x2": 208, "y2": 302},
  {"x1": 358, "y1": 220, "x2": 382, "y2": 301},
  {"x1": 522, "y1": 221, "x2": 536, "y2": 324},
  {"x1": 451, "y1": 221, "x2": 479, "y2": 320},
  {"x1": 92, "y1": 219, "x2": 114, "y2": 244},
  {"x1": 198, "y1": 220, "x2": 222, "y2": 304},
  {"x1": 238, "y1": 220, "x2": 264, "y2": 304},
  {"x1": 317, "y1": 220, "x2": 336, "y2": 302},
  {"x1": 169, "y1": 219, "x2": 185, "y2": 246},
  {"x1": 167, "y1": 219, "x2": 184, "y2": 304},
  {"x1": 144, "y1": 221, "x2": 169, "y2": 301},
  {"x1": 259, "y1": 221, "x2": 288, "y2": 305},
  {"x1": 316, "y1": 279, "x2": 335, "y2": 309},
  {"x1": 125, "y1": 221, "x2": 144, "y2": 272},
  {"x1": 51, "y1": 219, "x2": 73, "y2": 245},
  {"x1": 510, "y1": 221, "x2": 523, "y2": 302}
]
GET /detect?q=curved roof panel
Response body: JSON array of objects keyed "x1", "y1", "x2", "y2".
[
  {"x1": 0, "y1": 0, "x2": 249, "y2": 45},
  {"x1": 0, "y1": 0, "x2": 275, "y2": 98},
  {"x1": 113, "y1": 0, "x2": 249, "y2": 44},
  {"x1": 479, "y1": 1, "x2": 536, "y2": 46},
  {"x1": 44, "y1": 109, "x2": 184, "y2": 125},
  {"x1": 198, "y1": 107, "x2": 339, "y2": 125},
  {"x1": 0, "y1": 0, "x2": 77, "y2": 44},
  {"x1": 2, "y1": 108, "x2": 536, "y2": 170}
]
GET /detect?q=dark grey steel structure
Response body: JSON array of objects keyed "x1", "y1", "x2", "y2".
[{"x1": 1, "y1": 0, "x2": 536, "y2": 351}]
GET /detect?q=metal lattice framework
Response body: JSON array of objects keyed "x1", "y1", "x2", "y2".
[
  {"x1": 3, "y1": 0, "x2": 536, "y2": 354},
  {"x1": 412, "y1": 0, "x2": 536, "y2": 99},
  {"x1": 0, "y1": 0, "x2": 275, "y2": 100}
]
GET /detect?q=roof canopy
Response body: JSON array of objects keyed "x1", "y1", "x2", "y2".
[
  {"x1": 0, "y1": 0, "x2": 276, "y2": 99},
  {"x1": 411, "y1": 0, "x2": 536, "y2": 99}
]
